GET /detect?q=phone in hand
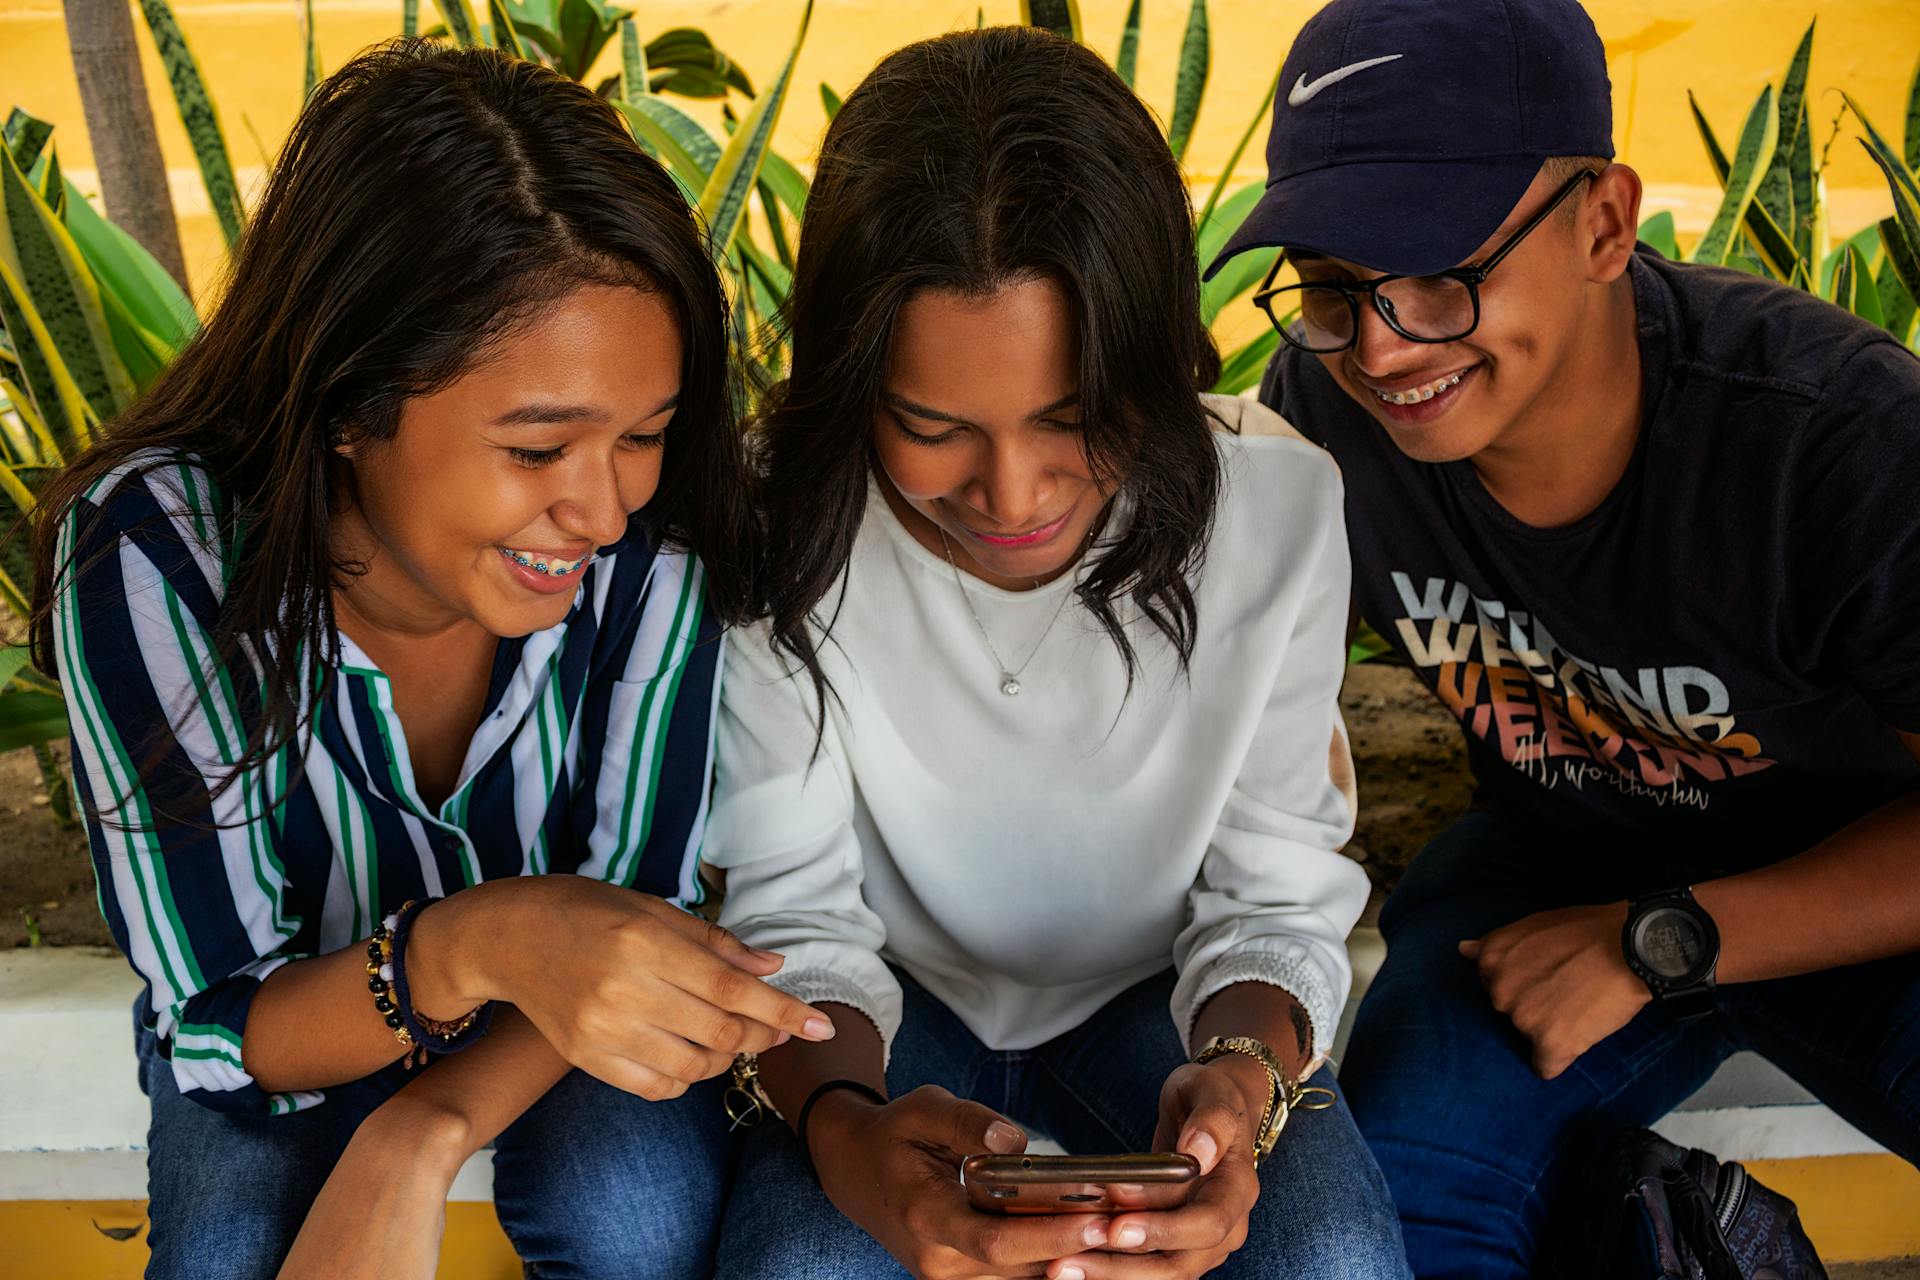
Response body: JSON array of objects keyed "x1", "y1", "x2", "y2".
[{"x1": 961, "y1": 1153, "x2": 1202, "y2": 1215}]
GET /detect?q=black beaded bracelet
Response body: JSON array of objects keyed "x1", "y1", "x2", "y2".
[
  {"x1": 795, "y1": 1079, "x2": 887, "y2": 1182},
  {"x1": 365, "y1": 899, "x2": 491, "y2": 1069}
]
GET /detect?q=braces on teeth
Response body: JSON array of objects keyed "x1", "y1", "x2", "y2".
[
  {"x1": 1376, "y1": 371, "x2": 1465, "y2": 405},
  {"x1": 500, "y1": 547, "x2": 588, "y2": 577}
]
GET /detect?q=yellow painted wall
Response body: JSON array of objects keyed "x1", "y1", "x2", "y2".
[{"x1": 2, "y1": 0, "x2": 1918, "y2": 301}]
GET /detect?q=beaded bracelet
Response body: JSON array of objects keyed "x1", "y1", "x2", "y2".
[{"x1": 366, "y1": 899, "x2": 491, "y2": 1069}]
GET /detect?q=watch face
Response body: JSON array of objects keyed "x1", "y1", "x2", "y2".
[{"x1": 1631, "y1": 907, "x2": 1710, "y2": 982}]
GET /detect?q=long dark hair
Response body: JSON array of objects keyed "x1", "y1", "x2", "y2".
[
  {"x1": 756, "y1": 26, "x2": 1222, "y2": 716},
  {"x1": 29, "y1": 39, "x2": 750, "y2": 791}
]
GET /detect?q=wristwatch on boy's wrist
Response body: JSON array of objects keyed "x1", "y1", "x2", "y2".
[{"x1": 1621, "y1": 887, "x2": 1720, "y2": 1020}]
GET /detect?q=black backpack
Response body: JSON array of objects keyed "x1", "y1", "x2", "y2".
[{"x1": 1574, "y1": 1128, "x2": 1828, "y2": 1280}]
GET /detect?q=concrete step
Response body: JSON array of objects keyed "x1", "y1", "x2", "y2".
[{"x1": 3, "y1": 937, "x2": 1915, "y2": 1267}]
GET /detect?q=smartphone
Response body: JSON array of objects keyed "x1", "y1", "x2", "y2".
[{"x1": 960, "y1": 1153, "x2": 1201, "y2": 1215}]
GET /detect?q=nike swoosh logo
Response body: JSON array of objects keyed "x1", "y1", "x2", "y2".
[{"x1": 1288, "y1": 54, "x2": 1405, "y2": 106}]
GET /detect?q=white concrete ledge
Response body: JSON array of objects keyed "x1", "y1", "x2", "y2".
[{"x1": 0, "y1": 935, "x2": 1886, "y2": 1203}]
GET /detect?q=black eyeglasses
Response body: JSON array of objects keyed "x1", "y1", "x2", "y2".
[{"x1": 1253, "y1": 169, "x2": 1598, "y2": 354}]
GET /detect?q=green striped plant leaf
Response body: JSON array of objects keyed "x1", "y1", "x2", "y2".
[
  {"x1": 1212, "y1": 327, "x2": 1279, "y2": 397},
  {"x1": 1688, "y1": 89, "x2": 1799, "y2": 280},
  {"x1": 1787, "y1": 106, "x2": 1817, "y2": 267},
  {"x1": 645, "y1": 27, "x2": 753, "y2": 98},
  {"x1": 0, "y1": 147, "x2": 133, "y2": 427},
  {"x1": 1019, "y1": 0, "x2": 1080, "y2": 41},
  {"x1": 1754, "y1": 21, "x2": 1811, "y2": 255},
  {"x1": 618, "y1": 95, "x2": 721, "y2": 196},
  {"x1": 1166, "y1": 0, "x2": 1209, "y2": 162},
  {"x1": 403, "y1": 0, "x2": 419, "y2": 37},
  {"x1": 489, "y1": 0, "x2": 529, "y2": 58},
  {"x1": 1818, "y1": 223, "x2": 1881, "y2": 294},
  {"x1": 820, "y1": 83, "x2": 842, "y2": 122},
  {"x1": 697, "y1": 0, "x2": 811, "y2": 257},
  {"x1": 1202, "y1": 245, "x2": 1274, "y2": 328},
  {"x1": 1904, "y1": 54, "x2": 1920, "y2": 173},
  {"x1": 1690, "y1": 86, "x2": 1778, "y2": 267},
  {"x1": 0, "y1": 376, "x2": 59, "y2": 465},
  {"x1": 0, "y1": 254, "x2": 91, "y2": 454},
  {"x1": 137, "y1": 0, "x2": 246, "y2": 248},
  {"x1": 3, "y1": 110, "x2": 53, "y2": 174},
  {"x1": 302, "y1": 0, "x2": 322, "y2": 100},
  {"x1": 1863, "y1": 144, "x2": 1920, "y2": 307},
  {"x1": 1638, "y1": 211, "x2": 1679, "y2": 259},
  {"x1": 62, "y1": 181, "x2": 197, "y2": 355},
  {"x1": 1846, "y1": 93, "x2": 1920, "y2": 204},
  {"x1": 619, "y1": 18, "x2": 648, "y2": 99},
  {"x1": 1880, "y1": 219, "x2": 1920, "y2": 339},
  {"x1": 1828, "y1": 241, "x2": 1884, "y2": 328},
  {"x1": 0, "y1": 686, "x2": 71, "y2": 754},
  {"x1": 431, "y1": 0, "x2": 482, "y2": 48},
  {"x1": 0, "y1": 645, "x2": 28, "y2": 694},
  {"x1": 1114, "y1": 0, "x2": 1142, "y2": 87}
]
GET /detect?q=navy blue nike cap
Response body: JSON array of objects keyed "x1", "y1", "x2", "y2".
[{"x1": 1205, "y1": 0, "x2": 1614, "y2": 280}]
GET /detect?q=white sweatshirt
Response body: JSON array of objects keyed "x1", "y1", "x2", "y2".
[{"x1": 707, "y1": 395, "x2": 1368, "y2": 1062}]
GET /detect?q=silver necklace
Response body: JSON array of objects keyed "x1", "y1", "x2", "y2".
[{"x1": 938, "y1": 529, "x2": 1077, "y2": 697}]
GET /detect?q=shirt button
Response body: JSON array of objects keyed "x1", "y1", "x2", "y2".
[{"x1": 440, "y1": 834, "x2": 463, "y2": 855}]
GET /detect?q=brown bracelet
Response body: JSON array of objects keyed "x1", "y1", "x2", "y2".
[{"x1": 366, "y1": 900, "x2": 485, "y2": 1069}]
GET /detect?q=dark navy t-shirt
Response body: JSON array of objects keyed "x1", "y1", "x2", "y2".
[{"x1": 1262, "y1": 249, "x2": 1920, "y2": 866}]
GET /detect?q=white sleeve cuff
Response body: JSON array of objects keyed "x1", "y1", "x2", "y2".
[{"x1": 1172, "y1": 941, "x2": 1343, "y2": 1067}]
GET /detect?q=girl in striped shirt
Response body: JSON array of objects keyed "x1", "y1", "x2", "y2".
[{"x1": 31, "y1": 42, "x2": 831, "y2": 1280}]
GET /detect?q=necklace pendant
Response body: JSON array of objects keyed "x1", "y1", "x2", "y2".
[{"x1": 999, "y1": 674, "x2": 1022, "y2": 697}]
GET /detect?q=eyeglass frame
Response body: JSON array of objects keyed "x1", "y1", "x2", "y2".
[{"x1": 1251, "y1": 168, "x2": 1600, "y2": 353}]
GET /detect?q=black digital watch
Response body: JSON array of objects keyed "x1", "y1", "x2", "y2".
[{"x1": 1621, "y1": 886, "x2": 1720, "y2": 1020}]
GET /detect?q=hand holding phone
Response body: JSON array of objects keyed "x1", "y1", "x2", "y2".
[{"x1": 961, "y1": 1153, "x2": 1202, "y2": 1215}]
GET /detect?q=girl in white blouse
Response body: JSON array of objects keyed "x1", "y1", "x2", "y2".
[{"x1": 707, "y1": 26, "x2": 1410, "y2": 1280}]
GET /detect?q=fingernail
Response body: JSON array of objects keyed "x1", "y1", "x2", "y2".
[
  {"x1": 750, "y1": 946, "x2": 783, "y2": 960},
  {"x1": 1058, "y1": 1267, "x2": 1085, "y2": 1280},
  {"x1": 803, "y1": 1016, "x2": 835, "y2": 1041},
  {"x1": 1082, "y1": 1222, "x2": 1108, "y2": 1247},
  {"x1": 1114, "y1": 1224, "x2": 1146, "y2": 1248},
  {"x1": 1185, "y1": 1130, "x2": 1220, "y2": 1173},
  {"x1": 985, "y1": 1120, "x2": 1024, "y2": 1152}
]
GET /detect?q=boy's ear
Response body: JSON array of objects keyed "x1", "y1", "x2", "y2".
[{"x1": 1584, "y1": 163, "x2": 1643, "y2": 284}]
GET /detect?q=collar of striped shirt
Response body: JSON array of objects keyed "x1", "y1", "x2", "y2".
[{"x1": 54, "y1": 455, "x2": 724, "y2": 1116}]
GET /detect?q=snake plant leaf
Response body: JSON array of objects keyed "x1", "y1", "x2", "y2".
[
  {"x1": 1638, "y1": 211, "x2": 1679, "y2": 259},
  {"x1": 1687, "y1": 90, "x2": 1801, "y2": 280},
  {"x1": 0, "y1": 376, "x2": 59, "y2": 465},
  {"x1": 1863, "y1": 142, "x2": 1920, "y2": 311},
  {"x1": 1114, "y1": 0, "x2": 1142, "y2": 87},
  {"x1": 489, "y1": 0, "x2": 528, "y2": 58},
  {"x1": 0, "y1": 262, "x2": 88, "y2": 458},
  {"x1": 1167, "y1": 0, "x2": 1210, "y2": 163},
  {"x1": 1019, "y1": 0, "x2": 1081, "y2": 41},
  {"x1": 1828, "y1": 241, "x2": 1885, "y2": 329},
  {"x1": 698, "y1": 0, "x2": 811, "y2": 258},
  {"x1": 619, "y1": 18, "x2": 647, "y2": 98},
  {"x1": 1690, "y1": 86, "x2": 1777, "y2": 267},
  {"x1": 618, "y1": 94, "x2": 722, "y2": 195},
  {"x1": 0, "y1": 645, "x2": 28, "y2": 694},
  {"x1": 1787, "y1": 105, "x2": 1817, "y2": 267},
  {"x1": 1212, "y1": 327, "x2": 1280, "y2": 397},
  {"x1": 0, "y1": 686, "x2": 72, "y2": 754},
  {"x1": 430, "y1": 0, "x2": 481, "y2": 48},
  {"x1": 403, "y1": 0, "x2": 419, "y2": 37},
  {"x1": 555, "y1": 0, "x2": 622, "y2": 81},
  {"x1": 1904, "y1": 54, "x2": 1920, "y2": 174},
  {"x1": 1819, "y1": 224, "x2": 1881, "y2": 294},
  {"x1": 1202, "y1": 247, "x2": 1276, "y2": 328},
  {"x1": 1878, "y1": 256, "x2": 1917, "y2": 345},
  {"x1": 1845, "y1": 93, "x2": 1920, "y2": 204},
  {"x1": 819, "y1": 83, "x2": 842, "y2": 122},
  {"x1": 1754, "y1": 22, "x2": 1811, "y2": 251},
  {"x1": 137, "y1": 0, "x2": 246, "y2": 247},
  {"x1": 757, "y1": 150, "x2": 808, "y2": 221},
  {"x1": 3, "y1": 110, "x2": 53, "y2": 175},
  {"x1": 0, "y1": 146, "x2": 133, "y2": 426},
  {"x1": 302, "y1": 0, "x2": 322, "y2": 100}
]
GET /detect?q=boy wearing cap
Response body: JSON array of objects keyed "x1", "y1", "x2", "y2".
[{"x1": 1208, "y1": 0, "x2": 1920, "y2": 1274}]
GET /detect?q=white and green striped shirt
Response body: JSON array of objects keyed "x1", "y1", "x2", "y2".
[{"x1": 54, "y1": 456, "x2": 723, "y2": 1115}]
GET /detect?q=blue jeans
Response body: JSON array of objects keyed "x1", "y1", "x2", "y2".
[
  {"x1": 137, "y1": 1020, "x2": 733, "y2": 1279},
  {"x1": 715, "y1": 967, "x2": 1409, "y2": 1279},
  {"x1": 1340, "y1": 810, "x2": 1920, "y2": 1280}
]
